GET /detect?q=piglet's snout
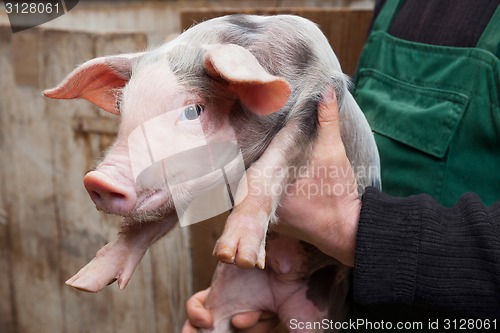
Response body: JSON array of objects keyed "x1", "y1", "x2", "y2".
[{"x1": 84, "y1": 170, "x2": 137, "y2": 216}]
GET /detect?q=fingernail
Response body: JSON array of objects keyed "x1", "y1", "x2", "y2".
[{"x1": 323, "y1": 85, "x2": 336, "y2": 103}]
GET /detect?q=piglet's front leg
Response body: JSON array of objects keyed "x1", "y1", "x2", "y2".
[
  {"x1": 66, "y1": 215, "x2": 177, "y2": 292},
  {"x1": 214, "y1": 122, "x2": 301, "y2": 269}
]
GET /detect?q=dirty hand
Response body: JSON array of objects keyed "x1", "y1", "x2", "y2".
[
  {"x1": 274, "y1": 87, "x2": 360, "y2": 267},
  {"x1": 182, "y1": 288, "x2": 279, "y2": 333}
]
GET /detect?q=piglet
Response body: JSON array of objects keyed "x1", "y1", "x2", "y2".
[{"x1": 45, "y1": 14, "x2": 380, "y2": 331}]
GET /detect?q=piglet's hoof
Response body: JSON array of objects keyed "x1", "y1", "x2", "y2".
[
  {"x1": 66, "y1": 233, "x2": 148, "y2": 293},
  {"x1": 213, "y1": 210, "x2": 268, "y2": 269},
  {"x1": 65, "y1": 256, "x2": 124, "y2": 293}
]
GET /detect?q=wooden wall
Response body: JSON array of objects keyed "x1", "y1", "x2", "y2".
[{"x1": 0, "y1": 27, "x2": 191, "y2": 333}]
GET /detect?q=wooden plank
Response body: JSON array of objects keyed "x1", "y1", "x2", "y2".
[
  {"x1": 149, "y1": 225, "x2": 192, "y2": 331},
  {"x1": 188, "y1": 213, "x2": 227, "y2": 292},
  {"x1": 12, "y1": 29, "x2": 42, "y2": 87},
  {"x1": 2, "y1": 27, "x2": 64, "y2": 333},
  {"x1": 0, "y1": 25, "x2": 16, "y2": 333}
]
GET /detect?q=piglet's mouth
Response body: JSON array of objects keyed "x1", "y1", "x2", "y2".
[{"x1": 128, "y1": 189, "x2": 176, "y2": 223}]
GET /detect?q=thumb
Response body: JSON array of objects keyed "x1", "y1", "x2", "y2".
[
  {"x1": 231, "y1": 311, "x2": 263, "y2": 328},
  {"x1": 232, "y1": 311, "x2": 279, "y2": 333},
  {"x1": 316, "y1": 86, "x2": 343, "y2": 155},
  {"x1": 185, "y1": 288, "x2": 214, "y2": 328},
  {"x1": 318, "y1": 86, "x2": 339, "y2": 123}
]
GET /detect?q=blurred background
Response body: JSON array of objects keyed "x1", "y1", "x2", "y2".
[{"x1": 0, "y1": 1, "x2": 374, "y2": 332}]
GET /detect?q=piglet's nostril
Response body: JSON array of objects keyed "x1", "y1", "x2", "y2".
[
  {"x1": 88, "y1": 189, "x2": 103, "y2": 205},
  {"x1": 88, "y1": 188, "x2": 127, "y2": 206},
  {"x1": 89, "y1": 188, "x2": 125, "y2": 202}
]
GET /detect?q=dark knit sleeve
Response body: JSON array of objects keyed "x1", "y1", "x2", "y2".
[{"x1": 353, "y1": 187, "x2": 500, "y2": 319}]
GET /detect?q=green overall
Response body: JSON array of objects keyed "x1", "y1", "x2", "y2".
[
  {"x1": 347, "y1": 1, "x2": 500, "y2": 329},
  {"x1": 354, "y1": 1, "x2": 500, "y2": 208}
]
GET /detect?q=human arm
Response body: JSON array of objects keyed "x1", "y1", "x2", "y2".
[{"x1": 354, "y1": 188, "x2": 500, "y2": 319}]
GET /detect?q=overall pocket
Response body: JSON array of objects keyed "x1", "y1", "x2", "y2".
[{"x1": 354, "y1": 69, "x2": 469, "y2": 200}]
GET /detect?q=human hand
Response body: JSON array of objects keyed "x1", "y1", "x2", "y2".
[
  {"x1": 182, "y1": 288, "x2": 279, "y2": 333},
  {"x1": 274, "y1": 87, "x2": 361, "y2": 266}
]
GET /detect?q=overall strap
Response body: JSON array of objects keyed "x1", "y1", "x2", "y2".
[
  {"x1": 371, "y1": 0, "x2": 405, "y2": 32},
  {"x1": 476, "y1": 4, "x2": 500, "y2": 57}
]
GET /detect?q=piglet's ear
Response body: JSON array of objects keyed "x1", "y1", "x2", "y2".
[
  {"x1": 43, "y1": 52, "x2": 145, "y2": 115},
  {"x1": 204, "y1": 44, "x2": 291, "y2": 115}
]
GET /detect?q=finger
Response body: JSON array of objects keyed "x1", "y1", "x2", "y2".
[
  {"x1": 316, "y1": 86, "x2": 346, "y2": 159},
  {"x1": 231, "y1": 311, "x2": 263, "y2": 329},
  {"x1": 236, "y1": 315, "x2": 280, "y2": 333},
  {"x1": 185, "y1": 288, "x2": 214, "y2": 329},
  {"x1": 318, "y1": 85, "x2": 339, "y2": 123}
]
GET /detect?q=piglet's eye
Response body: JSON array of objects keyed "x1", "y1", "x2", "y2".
[{"x1": 182, "y1": 104, "x2": 204, "y2": 120}]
